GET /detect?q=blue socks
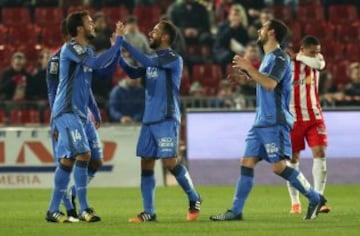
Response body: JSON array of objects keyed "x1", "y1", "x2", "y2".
[
  {"x1": 141, "y1": 170, "x2": 156, "y2": 215},
  {"x1": 231, "y1": 166, "x2": 254, "y2": 215},
  {"x1": 279, "y1": 166, "x2": 320, "y2": 204},
  {"x1": 48, "y1": 164, "x2": 72, "y2": 213},
  {"x1": 74, "y1": 160, "x2": 89, "y2": 212},
  {"x1": 67, "y1": 166, "x2": 97, "y2": 203},
  {"x1": 170, "y1": 164, "x2": 199, "y2": 201}
]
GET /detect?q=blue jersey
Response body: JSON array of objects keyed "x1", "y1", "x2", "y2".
[
  {"x1": 51, "y1": 37, "x2": 122, "y2": 120},
  {"x1": 120, "y1": 40, "x2": 182, "y2": 124},
  {"x1": 46, "y1": 49, "x2": 100, "y2": 121},
  {"x1": 253, "y1": 48, "x2": 293, "y2": 128}
]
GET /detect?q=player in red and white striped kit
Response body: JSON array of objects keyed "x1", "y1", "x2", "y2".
[{"x1": 287, "y1": 36, "x2": 331, "y2": 214}]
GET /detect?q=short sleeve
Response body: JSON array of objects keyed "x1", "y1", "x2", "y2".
[{"x1": 268, "y1": 55, "x2": 287, "y2": 82}]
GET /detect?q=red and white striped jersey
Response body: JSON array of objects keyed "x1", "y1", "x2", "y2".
[{"x1": 290, "y1": 60, "x2": 323, "y2": 122}]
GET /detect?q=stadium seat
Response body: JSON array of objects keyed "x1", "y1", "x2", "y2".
[
  {"x1": 9, "y1": 109, "x2": 40, "y2": 125},
  {"x1": 41, "y1": 28, "x2": 63, "y2": 48},
  {"x1": 288, "y1": 22, "x2": 302, "y2": 44},
  {"x1": 296, "y1": 3, "x2": 324, "y2": 24},
  {"x1": 328, "y1": 4, "x2": 358, "y2": 24},
  {"x1": 270, "y1": 5, "x2": 294, "y2": 24},
  {"x1": 344, "y1": 43, "x2": 360, "y2": 61},
  {"x1": 133, "y1": 6, "x2": 161, "y2": 33},
  {"x1": 100, "y1": 109, "x2": 109, "y2": 123},
  {"x1": 180, "y1": 66, "x2": 191, "y2": 95},
  {"x1": 1, "y1": 8, "x2": 31, "y2": 27},
  {"x1": 336, "y1": 22, "x2": 360, "y2": 43},
  {"x1": 101, "y1": 7, "x2": 130, "y2": 28},
  {"x1": 66, "y1": 5, "x2": 95, "y2": 15},
  {"x1": 303, "y1": 22, "x2": 336, "y2": 43},
  {"x1": 42, "y1": 107, "x2": 51, "y2": 124},
  {"x1": 17, "y1": 44, "x2": 43, "y2": 68},
  {"x1": 8, "y1": 24, "x2": 41, "y2": 47},
  {"x1": 321, "y1": 41, "x2": 345, "y2": 63},
  {"x1": 34, "y1": 7, "x2": 63, "y2": 28},
  {"x1": 192, "y1": 64, "x2": 223, "y2": 94},
  {"x1": 0, "y1": 25, "x2": 9, "y2": 45},
  {"x1": 0, "y1": 45, "x2": 16, "y2": 69},
  {"x1": 0, "y1": 109, "x2": 6, "y2": 125},
  {"x1": 329, "y1": 60, "x2": 352, "y2": 86}
]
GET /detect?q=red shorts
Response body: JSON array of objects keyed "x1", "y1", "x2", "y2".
[{"x1": 290, "y1": 119, "x2": 328, "y2": 153}]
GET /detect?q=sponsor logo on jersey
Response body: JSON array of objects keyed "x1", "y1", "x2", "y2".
[{"x1": 146, "y1": 67, "x2": 158, "y2": 78}]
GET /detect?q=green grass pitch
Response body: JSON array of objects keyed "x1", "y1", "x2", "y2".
[{"x1": 0, "y1": 185, "x2": 359, "y2": 236}]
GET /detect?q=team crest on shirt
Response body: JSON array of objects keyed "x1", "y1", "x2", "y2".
[
  {"x1": 146, "y1": 67, "x2": 158, "y2": 78},
  {"x1": 305, "y1": 75, "x2": 314, "y2": 85}
]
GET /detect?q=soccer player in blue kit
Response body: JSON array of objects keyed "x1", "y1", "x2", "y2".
[
  {"x1": 118, "y1": 20, "x2": 202, "y2": 222},
  {"x1": 210, "y1": 19, "x2": 327, "y2": 221},
  {"x1": 46, "y1": 19, "x2": 118, "y2": 222},
  {"x1": 45, "y1": 11, "x2": 125, "y2": 223}
]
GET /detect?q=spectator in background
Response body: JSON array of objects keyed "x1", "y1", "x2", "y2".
[
  {"x1": 0, "y1": 52, "x2": 31, "y2": 101},
  {"x1": 318, "y1": 71, "x2": 342, "y2": 106},
  {"x1": 186, "y1": 80, "x2": 208, "y2": 108},
  {"x1": 244, "y1": 41, "x2": 261, "y2": 69},
  {"x1": 248, "y1": 8, "x2": 273, "y2": 40},
  {"x1": 212, "y1": 80, "x2": 239, "y2": 108},
  {"x1": 124, "y1": 15, "x2": 153, "y2": 66},
  {"x1": 27, "y1": 49, "x2": 51, "y2": 101},
  {"x1": 214, "y1": 4, "x2": 250, "y2": 73},
  {"x1": 109, "y1": 77, "x2": 145, "y2": 124},
  {"x1": 344, "y1": 62, "x2": 360, "y2": 105},
  {"x1": 233, "y1": 0, "x2": 266, "y2": 24},
  {"x1": 90, "y1": 12, "x2": 113, "y2": 52},
  {"x1": 214, "y1": 0, "x2": 233, "y2": 23},
  {"x1": 169, "y1": 0, "x2": 212, "y2": 46}
]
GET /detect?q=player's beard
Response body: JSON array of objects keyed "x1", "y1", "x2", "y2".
[
  {"x1": 149, "y1": 37, "x2": 161, "y2": 49},
  {"x1": 85, "y1": 29, "x2": 96, "y2": 41},
  {"x1": 85, "y1": 32, "x2": 96, "y2": 41},
  {"x1": 257, "y1": 34, "x2": 268, "y2": 47}
]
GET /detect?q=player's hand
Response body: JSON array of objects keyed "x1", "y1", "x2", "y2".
[
  {"x1": 232, "y1": 55, "x2": 253, "y2": 72},
  {"x1": 115, "y1": 21, "x2": 126, "y2": 37},
  {"x1": 95, "y1": 121, "x2": 101, "y2": 129},
  {"x1": 120, "y1": 116, "x2": 133, "y2": 124},
  {"x1": 227, "y1": 68, "x2": 250, "y2": 85}
]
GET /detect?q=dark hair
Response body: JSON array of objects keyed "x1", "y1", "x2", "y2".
[
  {"x1": 268, "y1": 19, "x2": 289, "y2": 44},
  {"x1": 60, "y1": 19, "x2": 68, "y2": 37},
  {"x1": 301, "y1": 35, "x2": 320, "y2": 48},
  {"x1": 66, "y1": 11, "x2": 89, "y2": 37},
  {"x1": 126, "y1": 15, "x2": 137, "y2": 24},
  {"x1": 160, "y1": 20, "x2": 177, "y2": 46},
  {"x1": 93, "y1": 12, "x2": 105, "y2": 22}
]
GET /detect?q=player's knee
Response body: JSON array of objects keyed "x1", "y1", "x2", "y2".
[
  {"x1": 313, "y1": 149, "x2": 326, "y2": 158},
  {"x1": 163, "y1": 158, "x2": 178, "y2": 170},
  {"x1": 76, "y1": 152, "x2": 91, "y2": 161},
  {"x1": 60, "y1": 158, "x2": 75, "y2": 168}
]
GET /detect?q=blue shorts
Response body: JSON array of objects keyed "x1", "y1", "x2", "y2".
[
  {"x1": 52, "y1": 113, "x2": 90, "y2": 159},
  {"x1": 244, "y1": 125, "x2": 291, "y2": 163},
  {"x1": 84, "y1": 119, "x2": 103, "y2": 159},
  {"x1": 136, "y1": 120, "x2": 179, "y2": 158}
]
